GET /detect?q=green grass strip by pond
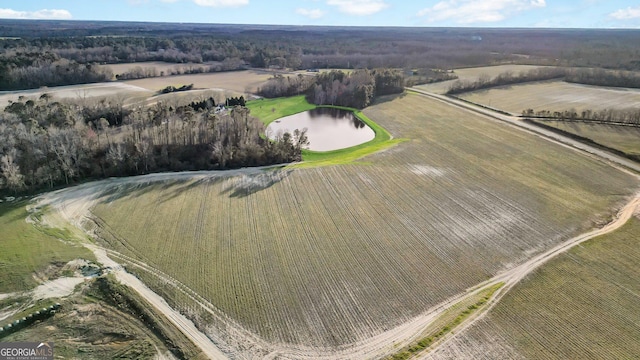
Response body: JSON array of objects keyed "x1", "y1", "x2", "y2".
[{"x1": 247, "y1": 95, "x2": 405, "y2": 166}]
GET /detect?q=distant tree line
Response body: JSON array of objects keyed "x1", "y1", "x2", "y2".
[
  {"x1": 258, "y1": 69, "x2": 404, "y2": 109},
  {"x1": 0, "y1": 51, "x2": 112, "y2": 90},
  {"x1": 522, "y1": 108, "x2": 640, "y2": 127},
  {"x1": 405, "y1": 68, "x2": 458, "y2": 87},
  {"x1": 447, "y1": 67, "x2": 640, "y2": 95},
  {"x1": 0, "y1": 96, "x2": 307, "y2": 194},
  {"x1": 446, "y1": 67, "x2": 566, "y2": 94}
]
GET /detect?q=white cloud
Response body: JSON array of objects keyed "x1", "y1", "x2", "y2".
[
  {"x1": 193, "y1": 0, "x2": 249, "y2": 7},
  {"x1": 326, "y1": 0, "x2": 389, "y2": 16},
  {"x1": 296, "y1": 8, "x2": 326, "y2": 19},
  {"x1": 609, "y1": 6, "x2": 640, "y2": 20},
  {"x1": 418, "y1": 0, "x2": 545, "y2": 24},
  {"x1": 0, "y1": 8, "x2": 72, "y2": 20}
]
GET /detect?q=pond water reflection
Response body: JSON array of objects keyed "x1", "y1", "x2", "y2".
[{"x1": 266, "y1": 108, "x2": 375, "y2": 151}]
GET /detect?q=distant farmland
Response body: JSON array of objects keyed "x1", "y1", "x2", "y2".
[
  {"x1": 85, "y1": 93, "x2": 638, "y2": 355},
  {"x1": 122, "y1": 70, "x2": 272, "y2": 93},
  {"x1": 425, "y1": 215, "x2": 640, "y2": 360},
  {"x1": 457, "y1": 81, "x2": 640, "y2": 114},
  {"x1": 533, "y1": 120, "x2": 640, "y2": 158},
  {"x1": 414, "y1": 65, "x2": 551, "y2": 94}
]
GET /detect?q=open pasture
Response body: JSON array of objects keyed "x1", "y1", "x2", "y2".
[
  {"x1": 123, "y1": 70, "x2": 272, "y2": 93},
  {"x1": 425, "y1": 215, "x2": 640, "y2": 360},
  {"x1": 87, "y1": 93, "x2": 638, "y2": 354},
  {"x1": 414, "y1": 65, "x2": 550, "y2": 94},
  {"x1": 457, "y1": 80, "x2": 640, "y2": 114}
]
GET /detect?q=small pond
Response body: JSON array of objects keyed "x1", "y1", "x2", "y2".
[{"x1": 266, "y1": 108, "x2": 375, "y2": 151}]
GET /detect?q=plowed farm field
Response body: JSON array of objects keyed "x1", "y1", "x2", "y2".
[
  {"x1": 87, "y1": 93, "x2": 638, "y2": 356},
  {"x1": 424, "y1": 215, "x2": 640, "y2": 360},
  {"x1": 457, "y1": 81, "x2": 640, "y2": 114},
  {"x1": 122, "y1": 70, "x2": 272, "y2": 93}
]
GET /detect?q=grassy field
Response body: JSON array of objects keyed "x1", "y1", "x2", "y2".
[
  {"x1": 457, "y1": 80, "x2": 640, "y2": 114},
  {"x1": 123, "y1": 70, "x2": 272, "y2": 93},
  {"x1": 427, "y1": 215, "x2": 640, "y2": 360},
  {"x1": 0, "y1": 201, "x2": 94, "y2": 293},
  {"x1": 532, "y1": 120, "x2": 640, "y2": 158},
  {"x1": 414, "y1": 65, "x2": 551, "y2": 94},
  {"x1": 86, "y1": 92, "x2": 638, "y2": 353}
]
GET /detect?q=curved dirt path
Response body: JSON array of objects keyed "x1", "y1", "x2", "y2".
[
  {"x1": 416, "y1": 193, "x2": 640, "y2": 359},
  {"x1": 88, "y1": 245, "x2": 228, "y2": 360}
]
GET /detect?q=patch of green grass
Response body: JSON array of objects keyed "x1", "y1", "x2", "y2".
[
  {"x1": 387, "y1": 282, "x2": 504, "y2": 360},
  {"x1": 247, "y1": 96, "x2": 405, "y2": 166},
  {"x1": 0, "y1": 201, "x2": 94, "y2": 293},
  {"x1": 246, "y1": 95, "x2": 316, "y2": 126}
]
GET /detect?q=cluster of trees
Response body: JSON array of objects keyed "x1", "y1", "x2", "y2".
[
  {"x1": 0, "y1": 51, "x2": 113, "y2": 90},
  {"x1": 522, "y1": 108, "x2": 640, "y2": 126},
  {"x1": 225, "y1": 96, "x2": 246, "y2": 107},
  {"x1": 0, "y1": 96, "x2": 307, "y2": 194},
  {"x1": 160, "y1": 84, "x2": 194, "y2": 94},
  {"x1": 258, "y1": 69, "x2": 403, "y2": 109},
  {"x1": 447, "y1": 67, "x2": 640, "y2": 95}
]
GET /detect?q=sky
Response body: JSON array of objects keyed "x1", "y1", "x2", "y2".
[{"x1": 0, "y1": 0, "x2": 639, "y2": 28}]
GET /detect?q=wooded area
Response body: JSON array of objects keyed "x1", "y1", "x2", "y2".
[
  {"x1": 0, "y1": 96, "x2": 307, "y2": 194},
  {"x1": 2, "y1": 20, "x2": 640, "y2": 90}
]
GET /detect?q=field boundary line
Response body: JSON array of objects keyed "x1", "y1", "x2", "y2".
[{"x1": 408, "y1": 87, "x2": 640, "y2": 175}]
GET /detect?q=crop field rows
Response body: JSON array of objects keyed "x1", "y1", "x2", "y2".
[
  {"x1": 88, "y1": 93, "x2": 638, "y2": 355},
  {"x1": 425, "y1": 216, "x2": 640, "y2": 360},
  {"x1": 533, "y1": 120, "x2": 640, "y2": 157},
  {"x1": 456, "y1": 80, "x2": 640, "y2": 114}
]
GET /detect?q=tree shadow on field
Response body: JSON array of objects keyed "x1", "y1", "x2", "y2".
[
  {"x1": 371, "y1": 92, "x2": 408, "y2": 106},
  {"x1": 219, "y1": 169, "x2": 293, "y2": 198},
  {"x1": 96, "y1": 176, "x2": 227, "y2": 205}
]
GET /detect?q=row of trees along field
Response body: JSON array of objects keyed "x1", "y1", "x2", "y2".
[
  {"x1": 446, "y1": 67, "x2": 640, "y2": 94},
  {"x1": 0, "y1": 51, "x2": 113, "y2": 90},
  {"x1": 0, "y1": 95, "x2": 307, "y2": 194},
  {"x1": 522, "y1": 108, "x2": 640, "y2": 126},
  {"x1": 258, "y1": 69, "x2": 404, "y2": 108}
]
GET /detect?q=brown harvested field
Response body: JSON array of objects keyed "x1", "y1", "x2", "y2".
[
  {"x1": 83, "y1": 92, "x2": 639, "y2": 356},
  {"x1": 414, "y1": 65, "x2": 552, "y2": 94},
  {"x1": 457, "y1": 80, "x2": 640, "y2": 114},
  {"x1": 425, "y1": 215, "x2": 640, "y2": 360},
  {"x1": 534, "y1": 120, "x2": 640, "y2": 157},
  {"x1": 99, "y1": 61, "x2": 220, "y2": 78},
  {"x1": 122, "y1": 70, "x2": 273, "y2": 93},
  {"x1": 0, "y1": 82, "x2": 151, "y2": 108}
]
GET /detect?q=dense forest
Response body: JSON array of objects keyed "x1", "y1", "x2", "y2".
[
  {"x1": 0, "y1": 96, "x2": 307, "y2": 194},
  {"x1": 2, "y1": 20, "x2": 640, "y2": 90}
]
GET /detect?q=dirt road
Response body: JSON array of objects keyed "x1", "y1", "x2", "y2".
[
  {"x1": 409, "y1": 88, "x2": 640, "y2": 174},
  {"x1": 30, "y1": 89, "x2": 640, "y2": 359}
]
